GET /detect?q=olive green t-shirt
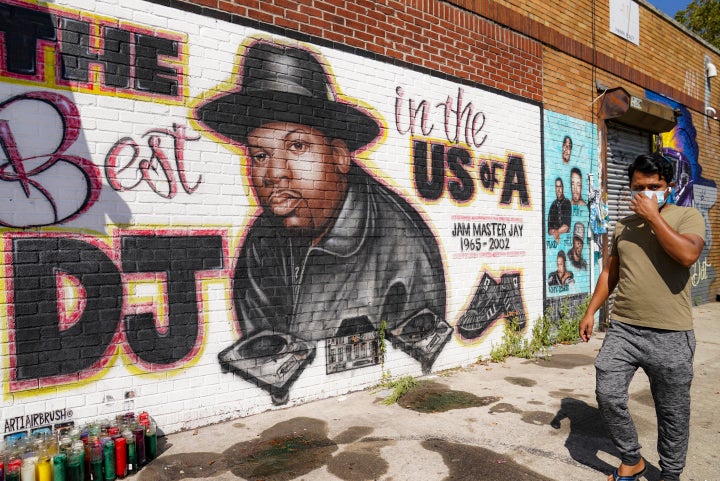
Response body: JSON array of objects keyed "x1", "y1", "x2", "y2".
[{"x1": 610, "y1": 204, "x2": 706, "y2": 331}]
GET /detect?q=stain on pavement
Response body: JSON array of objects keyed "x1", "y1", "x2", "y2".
[
  {"x1": 422, "y1": 438, "x2": 555, "y2": 480},
  {"x1": 138, "y1": 417, "x2": 338, "y2": 481},
  {"x1": 326, "y1": 437, "x2": 394, "y2": 480},
  {"x1": 489, "y1": 402, "x2": 555, "y2": 426},
  {"x1": 223, "y1": 417, "x2": 337, "y2": 480},
  {"x1": 398, "y1": 381, "x2": 500, "y2": 413},
  {"x1": 524, "y1": 353, "x2": 595, "y2": 369},
  {"x1": 504, "y1": 376, "x2": 537, "y2": 387},
  {"x1": 137, "y1": 418, "x2": 394, "y2": 481},
  {"x1": 333, "y1": 426, "x2": 374, "y2": 445}
]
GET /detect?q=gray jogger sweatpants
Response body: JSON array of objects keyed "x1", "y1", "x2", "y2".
[{"x1": 594, "y1": 320, "x2": 695, "y2": 481}]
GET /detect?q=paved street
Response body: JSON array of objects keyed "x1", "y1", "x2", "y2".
[{"x1": 128, "y1": 303, "x2": 720, "y2": 481}]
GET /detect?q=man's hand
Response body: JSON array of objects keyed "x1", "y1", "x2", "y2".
[
  {"x1": 579, "y1": 313, "x2": 595, "y2": 342},
  {"x1": 630, "y1": 191, "x2": 705, "y2": 267},
  {"x1": 629, "y1": 191, "x2": 661, "y2": 221}
]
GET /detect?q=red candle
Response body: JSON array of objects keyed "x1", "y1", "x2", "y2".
[{"x1": 114, "y1": 436, "x2": 127, "y2": 478}]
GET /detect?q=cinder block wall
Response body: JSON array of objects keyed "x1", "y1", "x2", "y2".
[{"x1": 0, "y1": 0, "x2": 717, "y2": 436}]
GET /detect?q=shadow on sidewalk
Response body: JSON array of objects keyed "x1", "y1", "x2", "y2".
[
  {"x1": 551, "y1": 397, "x2": 665, "y2": 480},
  {"x1": 551, "y1": 397, "x2": 632, "y2": 476}
]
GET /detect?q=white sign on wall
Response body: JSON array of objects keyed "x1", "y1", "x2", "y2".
[{"x1": 610, "y1": 0, "x2": 640, "y2": 45}]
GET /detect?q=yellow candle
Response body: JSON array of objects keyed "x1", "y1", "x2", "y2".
[{"x1": 37, "y1": 456, "x2": 52, "y2": 481}]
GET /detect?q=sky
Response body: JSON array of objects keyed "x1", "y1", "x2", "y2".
[{"x1": 647, "y1": 0, "x2": 683, "y2": 18}]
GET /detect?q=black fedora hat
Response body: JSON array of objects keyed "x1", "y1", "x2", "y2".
[{"x1": 195, "y1": 40, "x2": 380, "y2": 152}]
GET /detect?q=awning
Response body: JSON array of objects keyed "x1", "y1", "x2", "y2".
[{"x1": 598, "y1": 87, "x2": 678, "y2": 133}]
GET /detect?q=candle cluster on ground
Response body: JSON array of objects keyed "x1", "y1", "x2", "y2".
[{"x1": 1, "y1": 412, "x2": 158, "y2": 481}]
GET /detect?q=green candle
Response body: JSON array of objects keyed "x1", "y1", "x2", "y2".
[
  {"x1": 67, "y1": 453, "x2": 81, "y2": 481},
  {"x1": 145, "y1": 421, "x2": 157, "y2": 461},
  {"x1": 123, "y1": 431, "x2": 136, "y2": 474},
  {"x1": 103, "y1": 440, "x2": 116, "y2": 481},
  {"x1": 91, "y1": 459, "x2": 103, "y2": 481},
  {"x1": 53, "y1": 453, "x2": 67, "y2": 481},
  {"x1": 90, "y1": 439, "x2": 103, "y2": 481}
]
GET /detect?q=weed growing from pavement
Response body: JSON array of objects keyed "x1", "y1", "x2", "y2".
[
  {"x1": 372, "y1": 320, "x2": 421, "y2": 405},
  {"x1": 380, "y1": 376, "x2": 420, "y2": 405},
  {"x1": 377, "y1": 319, "x2": 392, "y2": 385},
  {"x1": 488, "y1": 296, "x2": 590, "y2": 363}
]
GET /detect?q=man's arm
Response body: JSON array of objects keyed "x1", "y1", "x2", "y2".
[
  {"x1": 579, "y1": 254, "x2": 619, "y2": 342},
  {"x1": 632, "y1": 196, "x2": 704, "y2": 267},
  {"x1": 553, "y1": 224, "x2": 570, "y2": 236}
]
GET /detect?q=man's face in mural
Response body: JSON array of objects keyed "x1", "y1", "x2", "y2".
[
  {"x1": 555, "y1": 179, "x2": 565, "y2": 201},
  {"x1": 571, "y1": 171, "x2": 582, "y2": 203},
  {"x1": 246, "y1": 122, "x2": 351, "y2": 236},
  {"x1": 562, "y1": 137, "x2": 572, "y2": 163},
  {"x1": 572, "y1": 237, "x2": 583, "y2": 256},
  {"x1": 556, "y1": 253, "x2": 566, "y2": 275}
]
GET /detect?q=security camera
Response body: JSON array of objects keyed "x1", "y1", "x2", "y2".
[
  {"x1": 705, "y1": 56, "x2": 718, "y2": 79},
  {"x1": 707, "y1": 62, "x2": 718, "y2": 79},
  {"x1": 706, "y1": 106, "x2": 717, "y2": 119}
]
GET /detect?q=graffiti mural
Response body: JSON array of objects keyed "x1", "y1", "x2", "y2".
[
  {"x1": 1, "y1": 0, "x2": 543, "y2": 430},
  {"x1": 192, "y1": 40, "x2": 451, "y2": 404},
  {"x1": 189, "y1": 39, "x2": 533, "y2": 404},
  {"x1": 0, "y1": 0, "x2": 185, "y2": 100},
  {"x1": 456, "y1": 271, "x2": 526, "y2": 338},
  {"x1": 646, "y1": 91, "x2": 718, "y2": 304},
  {"x1": 7, "y1": 230, "x2": 226, "y2": 390},
  {"x1": 543, "y1": 112, "x2": 597, "y2": 318},
  {"x1": 0, "y1": 91, "x2": 102, "y2": 227}
]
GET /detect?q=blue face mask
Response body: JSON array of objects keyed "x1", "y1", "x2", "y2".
[{"x1": 631, "y1": 189, "x2": 668, "y2": 207}]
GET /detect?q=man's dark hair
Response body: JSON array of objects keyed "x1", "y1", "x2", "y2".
[
  {"x1": 563, "y1": 135, "x2": 572, "y2": 147},
  {"x1": 628, "y1": 153, "x2": 674, "y2": 184},
  {"x1": 557, "y1": 249, "x2": 566, "y2": 261},
  {"x1": 570, "y1": 167, "x2": 582, "y2": 178},
  {"x1": 555, "y1": 177, "x2": 563, "y2": 185}
]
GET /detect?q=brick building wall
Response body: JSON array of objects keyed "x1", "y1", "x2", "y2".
[{"x1": 0, "y1": 0, "x2": 716, "y2": 435}]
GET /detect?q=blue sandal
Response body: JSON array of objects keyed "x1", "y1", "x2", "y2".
[{"x1": 611, "y1": 466, "x2": 647, "y2": 480}]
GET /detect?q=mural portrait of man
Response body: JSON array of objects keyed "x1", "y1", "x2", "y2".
[
  {"x1": 562, "y1": 135, "x2": 572, "y2": 164},
  {"x1": 194, "y1": 39, "x2": 450, "y2": 404},
  {"x1": 548, "y1": 250, "x2": 575, "y2": 286},
  {"x1": 548, "y1": 177, "x2": 572, "y2": 241},
  {"x1": 570, "y1": 167, "x2": 587, "y2": 207},
  {"x1": 568, "y1": 222, "x2": 587, "y2": 270}
]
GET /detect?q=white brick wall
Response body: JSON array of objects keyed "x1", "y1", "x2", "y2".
[{"x1": 0, "y1": 0, "x2": 547, "y2": 435}]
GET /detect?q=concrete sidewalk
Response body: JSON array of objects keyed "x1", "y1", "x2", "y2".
[{"x1": 131, "y1": 303, "x2": 720, "y2": 481}]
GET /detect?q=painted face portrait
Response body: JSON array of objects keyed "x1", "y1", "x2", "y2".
[
  {"x1": 555, "y1": 179, "x2": 564, "y2": 200},
  {"x1": 571, "y1": 171, "x2": 582, "y2": 203},
  {"x1": 572, "y1": 237, "x2": 583, "y2": 255},
  {"x1": 556, "y1": 253, "x2": 566, "y2": 275},
  {"x1": 562, "y1": 136, "x2": 572, "y2": 163},
  {"x1": 247, "y1": 122, "x2": 351, "y2": 236}
]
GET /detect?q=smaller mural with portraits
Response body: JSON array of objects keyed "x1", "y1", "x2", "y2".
[{"x1": 544, "y1": 112, "x2": 596, "y2": 312}]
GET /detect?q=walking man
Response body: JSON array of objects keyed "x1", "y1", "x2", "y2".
[{"x1": 579, "y1": 152, "x2": 705, "y2": 481}]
